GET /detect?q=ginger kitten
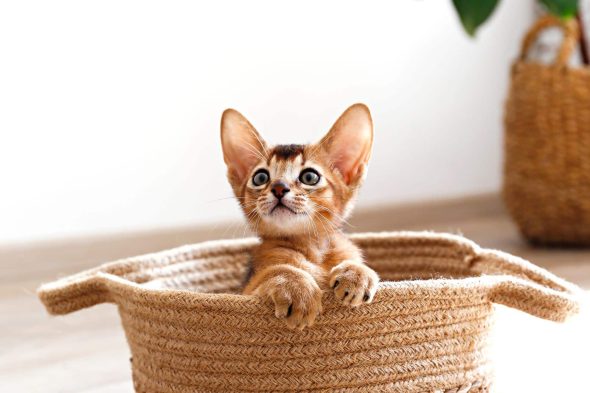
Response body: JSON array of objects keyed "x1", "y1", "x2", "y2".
[{"x1": 220, "y1": 103, "x2": 379, "y2": 330}]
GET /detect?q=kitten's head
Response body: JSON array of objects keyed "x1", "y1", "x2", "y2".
[{"x1": 220, "y1": 104, "x2": 373, "y2": 238}]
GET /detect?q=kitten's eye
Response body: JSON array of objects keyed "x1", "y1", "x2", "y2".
[
  {"x1": 299, "y1": 168, "x2": 320, "y2": 185},
  {"x1": 252, "y1": 169, "x2": 270, "y2": 186}
]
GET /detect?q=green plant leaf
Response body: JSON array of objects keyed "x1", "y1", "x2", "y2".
[
  {"x1": 539, "y1": 0, "x2": 579, "y2": 19},
  {"x1": 452, "y1": 0, "x2": 500, "y2": 36}
]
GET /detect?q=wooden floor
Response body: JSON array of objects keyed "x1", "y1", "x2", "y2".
[{"x1": 1, "y1": 194, "x2": 589, "y2": 392}]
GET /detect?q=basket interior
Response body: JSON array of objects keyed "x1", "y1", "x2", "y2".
[{"x1": 111, "y1": 235, "x2": 485, "y2": 295}]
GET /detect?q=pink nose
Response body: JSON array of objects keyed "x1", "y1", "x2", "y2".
[{"x1": 271, "y1": 181, "x2": 290, "y2": 199}]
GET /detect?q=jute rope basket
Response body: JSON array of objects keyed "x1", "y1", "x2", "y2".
[
  {"x1": 504, "y1": 15, "x2": 590, "y2": 246},
  {"x1": 38, "y1": 231, "x2": 580, "y2": 392}
]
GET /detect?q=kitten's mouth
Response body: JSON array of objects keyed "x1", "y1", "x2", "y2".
[{"x1": 270, "y1": 202, "x2": 298, "y2": 215}]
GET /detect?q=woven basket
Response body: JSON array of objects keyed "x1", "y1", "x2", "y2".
[
  {"x1": 38, "y1": 231, "x2": 580, "y2": 392},
  {"x1": 504, "y1": 15, "x2": 590, "y2": 246}
]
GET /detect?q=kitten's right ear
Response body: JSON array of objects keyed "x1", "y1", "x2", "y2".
[{"x1": 220, "y1": 109, "x2": 267, "y2": 184}]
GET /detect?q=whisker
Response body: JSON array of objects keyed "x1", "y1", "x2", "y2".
[
  {"x1": 305, "y1": 208, "x2": 319, "y2": 244},
  {"x1": 204, "y1": 196, "x2": 248, "y2": 204},
  {"x1": 250, "y1": 130, "x2": 269, "y2": 159},
  {"x1": 313, "y1": 209, "x2": 332, "y2": 236},
  {"x1": 239, "y1": 138, "x2": 267, "y2": 162},
  {"x1": 311, "y1": 200, "x2": 354, "y2": 229},
  {"x1": 314, "y1": 202, "x2": 351, "y2": 223},
  {"x1": 315, "y1": 209, "x2": 337, "y2": 235}
]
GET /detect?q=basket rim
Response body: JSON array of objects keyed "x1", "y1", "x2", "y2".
[
  {"x1": 75, "y1": 270, "x2": 504, "y2": 302},
  {"x1": 38, "y1": 231, "x2": 485, "y2": 296},
  {"x1": 37, "y1": 231, "x2": 581, "y2": 322}
]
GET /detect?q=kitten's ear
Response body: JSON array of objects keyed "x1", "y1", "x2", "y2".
[
  {"x1": 319, "y1": 103, "x2": 373, "y2": 185},
  {"x1": 220, "y1": 109, "x2": 267, "y2": 184}
]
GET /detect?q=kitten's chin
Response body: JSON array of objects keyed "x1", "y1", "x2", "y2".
[{"x1": 260, "y1": 210, "x2": 310, "y2": 236}]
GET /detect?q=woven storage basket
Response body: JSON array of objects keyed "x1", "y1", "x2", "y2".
[
  {"x1": 504, "y1": 15, "x2": 590, "y2": 246},
  {"x1": 38, "y1": 231, "x2": 580, "y2": 393}
]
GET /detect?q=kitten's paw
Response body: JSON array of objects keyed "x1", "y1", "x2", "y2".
[
  {"x1": 260, "y1": 270, "x2": 323, "y2": 330},
  {"x1": 329, "y1": 260, "x2": 379, "y2": 307}
]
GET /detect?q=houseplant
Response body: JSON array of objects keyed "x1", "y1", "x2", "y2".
[{"x1": 452, "y1": 0, "x2": 588, "y2": 62}]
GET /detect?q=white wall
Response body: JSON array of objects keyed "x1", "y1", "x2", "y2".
[{"x1": 0, "y1": 0, "x2": 533, "y2": 244}]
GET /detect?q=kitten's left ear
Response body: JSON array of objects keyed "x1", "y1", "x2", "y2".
[{"x1": 319, "y1": 103, "x2": 374, "y2": 185}]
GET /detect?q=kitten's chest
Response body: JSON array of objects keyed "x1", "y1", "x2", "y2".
[{"x1": 303, "y1": 238, "x2": 332, "y2": 265}]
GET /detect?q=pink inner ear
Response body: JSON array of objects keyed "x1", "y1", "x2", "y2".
[
  {"x1": 221, "y1": 109, "x2": 267, "y2": 184},
  {"x1": 323, "y1": 106, "x2": 373, "y2": 185},
  {"x1": 332, "y1": 145, "x2": 363, "y2": 183},
  {"x1": 235, "y1": 148, "x2": 262, "y2": 180}
]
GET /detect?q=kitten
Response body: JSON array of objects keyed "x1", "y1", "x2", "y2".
[{"x1": 220, "y1": 103, "x2": 379, "y2": 330}]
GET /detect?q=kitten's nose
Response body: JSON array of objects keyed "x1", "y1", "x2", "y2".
[{"x1": 271, "y1": 181, "x2": 290, "y2": 199}]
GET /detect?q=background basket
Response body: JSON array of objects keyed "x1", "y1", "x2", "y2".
[
  {"x1": 504, "y1": 16, "x2": 590, "y2": 246},
  {"x1": 38, "y1": 232, "x2": 580, "y2": 393}
]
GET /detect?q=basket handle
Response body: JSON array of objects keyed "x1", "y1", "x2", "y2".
[
  {"x1": 38, "y1": 268, "x2": 116, "y2": 315},
  {"x1": 471, "y1": 250, "x2": 581, "y2": 322},
  {"x1": 519, "y1": 15, "x2": 580, "y2": 67}
]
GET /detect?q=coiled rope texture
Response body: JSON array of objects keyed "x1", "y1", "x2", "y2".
[{"x1": 38, "y1": 232, "x2": 580, "y2": 392}]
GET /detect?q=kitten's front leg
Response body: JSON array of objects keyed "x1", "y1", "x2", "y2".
[
  {"x1": 329, "y1": 260, "x2": 379, "y2": 307},
  {"x1": 245, "y1": 264, "x2": 323, "y2": 330}
]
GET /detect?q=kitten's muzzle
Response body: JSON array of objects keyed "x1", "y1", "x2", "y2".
[{"x1": 271, "y1": 181, "x2": 290, "y2": 200}]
